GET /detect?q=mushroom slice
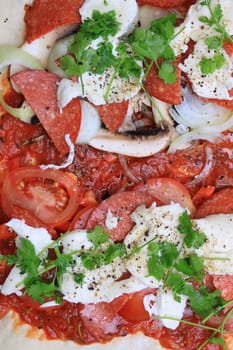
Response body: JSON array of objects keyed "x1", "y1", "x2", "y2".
[{"x1": 88, "y1": 126, "x2": 171, "y2": 157}]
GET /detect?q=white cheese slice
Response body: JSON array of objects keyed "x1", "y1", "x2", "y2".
[
  {"x1": 60, "y1": 229, "x2": 146, "y2": 304},
  {"x1": 179, "y1": 40, "x2": 233, "y2": 100},
  {"x1": 79, "y1": 0, "x2": 139, "y2": 38},
  {"x1": 81, "y1": 64, "x2": 142, "y2": 105},
  {"x1": 5, "y1": 218, "x2": 53, "y2": 253},
  {"x1": 144, "y1": 290, "x2": 187, "y2": 330},
  {"x1": 0, "y1": 266, "x2": 26, "y2": 296}
]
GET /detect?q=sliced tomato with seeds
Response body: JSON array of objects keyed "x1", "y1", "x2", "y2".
[{"x1": 1, "y1": 166, "x2": 81, "y2": 227}]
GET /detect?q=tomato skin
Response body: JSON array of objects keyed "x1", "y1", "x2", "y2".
[
  {"x1": 133, "y1": 177, "x2": 196, "y2": 215},
  {"x1": 1, "y1": 166, "x2": 81, "y2": 227},
  {"x1": 118, "y1": 289, "x2": 154, "y2": 322}
]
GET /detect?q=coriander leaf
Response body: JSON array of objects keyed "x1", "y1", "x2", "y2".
[
  {"x1": 200, "y1": 52, "x2": 225, "y2": 74},
  {"x1": 104, "y1": 243, "x2": 126, "y2": 264},
  {"x1": 164, "y1": 272, "x2": 185, "y2": 299},
  {"x1": 175, "y1": 253, "x2": 204, "y2": 282},
  {"x1": 150, "y1": 13, "x2": 176, "y2": 40},
  {"x1": 183, "y1": 284, "x2": 225, "y2": 318},
  {"x1": 0, "y1": 253, "x2": 18, "y2": 265},
  {"x1": 205, "y1": 35, "x2": 223, "y2": 50},
  {"x1": 212, "y1": 4, "x2": 223, "y2": 23},
  {"x1": 60, "y1": 55, "x2": 84, "y2": 77},
  {"x1": 178, "y1": 211, "x2": 206, "y2": 249},
  {"x1": 82, "y1": 41, "x2": 116, "y2": 75},
  {"x1": 73, "y1": 272, "x2": 85, "y2": 286},
  {"x1": 80, "y1": 10, "x2": 120, "y2": 40},
  {"x1": 131, "y1": 28, "x2": 166, "y2": 61},
  {"x1": 158, "y1": 61, "x2": 177, "y2": 84},
  {"x1": 159, "y1": 242, "x2": 179, "y2": 268},
  {"x1": 87, "y1": 226, "x2": 109, "y2": 250},
  {"x1": 147, "y1": 254, "x2": 165, "y2": 281},
  {"x1": 27, "y1": 280, "x2": 58, "y2": 303}
]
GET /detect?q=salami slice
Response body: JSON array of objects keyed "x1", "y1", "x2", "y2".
[
  {"x1": 24, "y1": 0, "x2": 84, "y2": 43},
  {"x1": 136, "y1": 0, "x2": 187, "y2": 8},
  {"x1": 95, "y1": 100, "x2": 129, "y2": 133},
  {"x1": 195, "y1": 188, "x2": 233, "y2": 218},
  {"x1": 144, "y1": 59, "x2": 182, "y2": 105},
  {"x1": 85, "y1": 190, "x2": 155, "y2": 242},
  {"x1": 12, "y1": 69, "x2": 81, "y2": 155}
]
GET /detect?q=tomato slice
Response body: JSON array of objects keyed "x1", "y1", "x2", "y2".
[
  {"x1": 1, "y1": 166, "x2": 81, "y2": 227},
  {"x1": 118, "y1": 288, "x2": 155, "y2": 322},
  {"x1": 133, "y1": 177, "x2": 196, "y2": 215}
]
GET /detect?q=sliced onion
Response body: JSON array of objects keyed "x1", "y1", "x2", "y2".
[
  {"x1": 0, "y1": 45, "x2": 43, "y2": 70},
  {"x1": 186, "y1": 146, "x2": 214, "y2": 189},
  {"x1": 76, "y1": 100, "x2": 101, "y2": 144},
  {"x1": 168, "y1": 128, "x2": 220, "y2": 153},
  {"x1": 0, "y1": 90, "x2": 34, "y2": 123},
  {"x1": 170, "y1": 85, "x2": 232, "y2": 129},
  {"x1": 168, "y1": 112, "x2": 233, "y2": 153},
  {"x1": 57, "y1": 78, "x2": 83, "y2": 112},
  {"x1": 47, "y1": 34, "x2": 74, "y2": 77}
]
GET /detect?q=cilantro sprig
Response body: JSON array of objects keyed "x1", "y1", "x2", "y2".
[
  {"x1": 147, "y1": 210, "x2": 225, "y2": 318},
  {"x1": 0, "y1": 226, "x2": 127, "y2": 303},
  {"x1": 199, "y1": 0, "x2": 233, "y2": 74},
  {"x1": 60, "y1": 10, "x2": 179, "y2": 102}
]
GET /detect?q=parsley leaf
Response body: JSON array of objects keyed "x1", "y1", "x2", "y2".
[
  {"x1": 178, "y1": 211, "x2": 206, "y2": 249},
  {"x1": 79, "y1": 10, "x2": 120, "y2": 41},
  {"x1": 87, "y1": 225, "x2": 109, "y2": 250},
  {"x1": 199, "y1": 52, "x2": 225, "y2": 74},
  {"x1": 158, "y1": 61, "x2": 177, "y2": 84},
  {"x1": 175, "y1": 253, "x2": 204, "y2": 282}
]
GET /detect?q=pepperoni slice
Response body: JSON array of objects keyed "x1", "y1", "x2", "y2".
[
  {"x1": 144, "y1": 59, "x2": 182, "y2": 105},
  {"x1": 12, "y1": 70, "x2": 81, "y2": 155},
  {"x1": 24, "y1": 0, "x2": 84, "y2": 43},
  {"x1": 95, "y1": 100, "x2": 129, "y2": 133},
  {"x1": 80, "y1": 294, "x2": 129, "y2": 340},
  {"x1": 85, "y1": 190, "x2": 155, "y2": 242},
  {"x1": 136, "y1": 0, "x2": 187, "y2": 8},
  {"x1": 212, "y1": 275, "x2": 233, "y2": 301},
  {"x1": 194, "y1": 188, "x2": 233, "y2": 218}
]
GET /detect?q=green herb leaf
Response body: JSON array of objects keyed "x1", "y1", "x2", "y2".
[
  {"x1": 178, "y1": 211, "x2": 206, "y2": 249},
  {"x1": 158, "y1": 61, "x2": 177, "y2": 84},
  {"x1": 205, "y1": 35, "x2": 223, "y2": 50},
  {"x1": 73, "y1": 272, "x2": 85, "y2": 286},
  {"x1": 87, "y1": 226, "x2": 109, "y2": 250},
  {"x1": 199, "y1": 52, "x2": 225, "y2": 74},
  {"x1": 175, "y1": 253, "x2": 204, "y2": 282}
]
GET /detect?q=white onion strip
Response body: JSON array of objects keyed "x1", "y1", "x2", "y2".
[
  {"x1": 0, "y1": 45, "x2": 44, "y2": 70},
  {"x1": 186, "y1": 146, "x2": 214, "y2": 189},
  {"x1": 0, "y1": 90, "x2": 34, "y2": 123},
  {"x1": 118, "y1": 154, "x2": 141, "y2": 184},
  {"x1": 168, "y1": 113, "x2": 233, "y2": 153}
]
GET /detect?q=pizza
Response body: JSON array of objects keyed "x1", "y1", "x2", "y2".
[{"x1": 1, "y1": 0, "x2": 233, "y2": 349}]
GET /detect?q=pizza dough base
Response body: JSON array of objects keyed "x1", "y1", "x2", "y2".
[{"x1": 0, "y1": 311, "x2": 166, "y2": 350}]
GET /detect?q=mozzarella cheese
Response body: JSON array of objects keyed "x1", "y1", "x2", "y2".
[
  {"x1": 144, "y1": 291, "x2": 187, "y2": 330},
  {"x1": 81, "y1": 64, "x2": 142, "y2": 105},
  {"x1": 171, "y1": 0, "x2": 233, "y2": 100},
  {"x1": 60, "y1": 230, "x2": 146, "y2": 304},
  {"x1": 6, "y1": 218, "x2": 53, "y2": 254}
]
